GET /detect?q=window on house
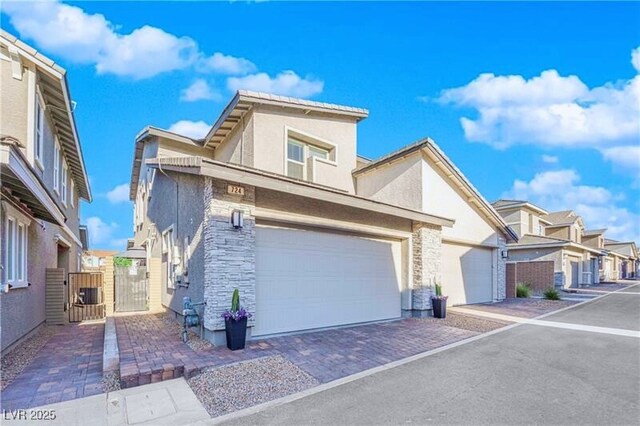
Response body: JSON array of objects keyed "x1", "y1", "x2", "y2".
[
  {"x1": 53, "y1": 140, "x2": 60, "y2": 193},
  {"x1": 35, "y1": 96, "x2": 44, "y2": 168},
  {"x1": 61, "y1": 160, "x2": 68, "y2": 206},
  {"x1": 162, "y1": 228, "x2": 175, "y2": 289},
  {"x1": 286, "y1": 137, "x2": 330, "y2": 180},
  {"x1": 4, "y1": 216, "x2": 28, "y2": 288}
]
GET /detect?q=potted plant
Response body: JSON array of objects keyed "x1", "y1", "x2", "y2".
[
  {"x1": 221, "y1": 289, "x2": 252, "y2": 350},
  {"x1": 431, "y1": 284, "x2": 448, "y2": 319}
]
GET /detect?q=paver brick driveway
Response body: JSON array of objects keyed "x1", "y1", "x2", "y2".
[
  {"x1": 116, "y1": 314, "x2": 490, "y2": 386},
  {"x1": 1, "y1": 322, "x2": 104, "y2": 410}
]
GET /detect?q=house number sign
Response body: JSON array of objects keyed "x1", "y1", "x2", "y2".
[{"x1": 227, "y1": 184, "x2": 245, "y2": 195}]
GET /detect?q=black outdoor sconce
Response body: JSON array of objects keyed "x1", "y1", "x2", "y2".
[{"x1": 231, "y1": 209, "x2": 244, "y2": 229}]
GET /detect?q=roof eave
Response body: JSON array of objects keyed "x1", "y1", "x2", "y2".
[{"x1": 145, "y1": 156, "x2": 455, "y2": 228}]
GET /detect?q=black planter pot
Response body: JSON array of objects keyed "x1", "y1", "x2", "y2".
[
  {"x1": 225, "y1": 317, "x2": 248, "y2": 350},
  {"x1": 432, "y1": 298, "x2": 447, "y2": 319}
]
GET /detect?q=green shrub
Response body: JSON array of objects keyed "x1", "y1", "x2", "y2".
[
  {"x1": 516, "y1": 283, "x2": 532, "y2": 298},
  {"x1": 114, "y1": 257, "x2": 132, "y2": 267},
  {"x1": 543, "y1": 287, "x2": 560, "y2": 300}
]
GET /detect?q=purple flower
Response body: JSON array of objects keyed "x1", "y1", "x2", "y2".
[{"x1": 221, "y1": 307, "x2": 253, "y2": 321}]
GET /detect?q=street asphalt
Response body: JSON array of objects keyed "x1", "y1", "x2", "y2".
[{"x1": 230, "y1": 284, "x2": 640, "y2": 425}]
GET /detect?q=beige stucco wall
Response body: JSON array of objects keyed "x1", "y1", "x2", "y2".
[
  {"x1": 356, "y1": 154, "x2": 423, "y2": 211},
  {"x1": 213, "y1": 111, "x2": 254, "y2": 166},
  {"x1": 355, "y1": 152, "x2": 500, "y2": 245},
  {"x1": 507, "y1": 248, "x2": 563, "y2": 272},
  {"x1": 0, "y1": 58, "x2": 29, "y2": 155},
  {"x1": 546, "y1": 226, "x2": 570, "y2": 240},
  {"x1": 250, "y1": 106, "x2": 358, "y2": 193}
]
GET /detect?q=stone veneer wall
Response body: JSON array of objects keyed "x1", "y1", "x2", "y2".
[
  {"x1": 412, "y1": 223, "x2": 442, "y2": 311},
  {"x1": 203, "y1": 177, "x2": 256, "y2": 339},
  {"x1": 496, "y1": 235, "x2": 507, "y2": 300}
]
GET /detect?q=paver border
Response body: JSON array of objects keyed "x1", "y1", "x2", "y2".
[{"x1": 210, "y1": 282, "x2": 640, "y2": 424}]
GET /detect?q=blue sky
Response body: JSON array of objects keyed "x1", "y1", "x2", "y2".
[{"x1": 3, "y1": 1, "x2": 639, "y2": 247}]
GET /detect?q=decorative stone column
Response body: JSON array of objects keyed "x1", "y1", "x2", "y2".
[
  {"x1": 496, "y1": 235, "x2": 507, "y2": 300},
  {"x1": 412, "y1": 223, "x2": 442, "y2": 315},
  {"x1": 203, "y1": 177, "x2": 256, "y2": 345}
]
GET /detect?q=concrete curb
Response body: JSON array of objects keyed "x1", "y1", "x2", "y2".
[
  {"x1": 208, "y1": 282, "x2": 640, "y2": 424},
  {"x1": 102, "y1": 317, "x2": 119, "y2": 375}
]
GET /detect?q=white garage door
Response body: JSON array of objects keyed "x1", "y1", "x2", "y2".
[
  {"x1": 442, "y1": 243, "x2": 493, "y2": 306},
  {"x1": 254, "y1": 226, "x2": 402, "y2": 336}
]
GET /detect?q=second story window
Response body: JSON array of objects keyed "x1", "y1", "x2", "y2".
[
  {"x1": 61, "y1": 160, "x2": 68, "y2": 206},
  {"x1": 286, "y1": 137, "x2": 329, "y2": 180},
  {"x1": 35, "y1": 96, "x2": 44, "y2": 168},
  {"x1": 53, "y1": 139, "x2": 60, "y2": 193}
]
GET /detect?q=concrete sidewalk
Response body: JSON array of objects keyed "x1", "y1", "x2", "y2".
[{"x1": 3, "y1": 378, "x2": 209, "y2": 426}]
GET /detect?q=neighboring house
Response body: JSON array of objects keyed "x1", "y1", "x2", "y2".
[
  {"x1": 492, "y1": 201, "x2": 604, "y2": 293},
  {"x1": 0, "y1": 32, "x2": 91, "y2": 352},
  {"x1": 604, "y1": 239, "x2": 639, "y2": 280},
  {"x1": 129, "y1": 90, "x2": 515, "y2": 345},
  {"x1": 82, "y1": 249, "x2": 118, "y2": 271}
]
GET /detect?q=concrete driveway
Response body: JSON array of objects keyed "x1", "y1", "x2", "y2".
[{"x1": 227, "y1": 283, "x2": 640, "y2": 425}]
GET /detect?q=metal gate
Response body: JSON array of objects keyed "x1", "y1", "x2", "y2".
[
  {"x1": 69, "y1": 272, "x2": 105, "y2": 322},
  {"x1": 115, "y1": 263, "x2": 149, "y2": 312}
]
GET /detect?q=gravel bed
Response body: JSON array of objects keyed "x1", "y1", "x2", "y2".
[
  {"x1": 1, "y1": 325, "x2": 58, "y2": 390},
  {"x1": 464, "y1": 298, "x2": 577, "y2": 318},
  {"x1": 102, "y1": 370, "x2": 121, "y2": 393},
  {"x1": 156, "y1": 313, "x2": 213, "y2": 351},
  {"x1": 422, "y1": 312, "x2": 510, "y2": 333},
  {"x1": 188, "y1": 355, "x2": 319, "y2": 417}
]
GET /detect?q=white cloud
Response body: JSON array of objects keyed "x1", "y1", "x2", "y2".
[
  {"x1": 3, "y1": 0, "x2": 198, "y2": 79},
  {"x1": 632, "y1": 47, "x2": 640, "y2": 73},
  {"x1": 227, "y1": 70, "x2": 324, "y2": 98},
  {"x1": 601, "y1": 145, "x2": 640, "y2": 175},
  {"x1": 541, "y1": 155, "x2": 559, "y2": 164},
  {"x1": 85, "y1": 216, "x2": 118, "y2": 247},
  {"x1": 504, "y1": 169, "x2": 640, "y2": 243},
  {"x1": 198, "y1": 52, "x2": 256, "y2": 75},
  {"x1": 106, "y1": 183, "x2": 130, "y2": 204},
  {"x1": 439, "y1": 47, "x2": 640, "y2": 175},
  {"x1": 167, "y1": 120, "x2": 210, "y2": 139},
  {"x1": 180, "y1": 79, "x2": 221, "y2": 102}
]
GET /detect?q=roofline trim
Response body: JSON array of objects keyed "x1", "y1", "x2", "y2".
[{"x1": 145, "y1": 156, "x2": 456, "y2": 227}]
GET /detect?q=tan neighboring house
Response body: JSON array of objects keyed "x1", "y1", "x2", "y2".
[
  {"x1": 129, "y1": 90, "x2": 515, "y2": 345},
  {"x1": 604, "y1": 239, "x2": 639, "y2": 280},
  {"x1": 82, "y1": 249, "x2": 118, "y2": 272},
  {"x1": 492, "y1": 201, "x2": 604, "y2": 293},
  {"x1": 0, "y1": 32, "x2": 91, "y2": 352}
]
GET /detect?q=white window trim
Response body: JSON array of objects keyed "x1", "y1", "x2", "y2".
[
  {"x1": 283, "y1": 126, "x2": 338, "y2": 182},
  {"x1": 34, "y1": 91, "x2": 45, "y2": 170},
  {"x1": 4, "y1": 208, "x2": 30, "y2": 289},
  {"x1": 162, "y1": 226, "x2": 175, "y2": 289},
  {"x1": 61, "y1": 159, "x2": 68, "y2": 206},
  {"x1": 70, "y1": 178, "x2": 75, "y2": 208},
  {"x1": 53, "y1": 138, "x2": 60, "y2": 193}
]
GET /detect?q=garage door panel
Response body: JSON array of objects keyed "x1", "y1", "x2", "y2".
[
  {"x1": 254, "y1": 226, "x2": 401, "y2": 336},
  {"x1": 442, "y1": 243, "x2": 493, "y2": 306}
]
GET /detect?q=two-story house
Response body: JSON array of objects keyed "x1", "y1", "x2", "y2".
[
  {"x1": 0, "y1": 32, "x2": 92, "y2": 353},
  {"x1": 492, "y1": 200, "x2": 604, "y2": 293},
  {"x1": 604, "y1": 239, "x2": 638, "y2": 280},
  {"x1": 130, "y1": 91, "x2": 515, "y2": 345}
]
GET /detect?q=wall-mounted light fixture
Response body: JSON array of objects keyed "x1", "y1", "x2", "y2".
[
  {"x1": 501, "y1": 249, "x2": 509, "y2": 259},
  {"x1": 231, "y1": 210, "x2": 244, "y2": 229}
]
